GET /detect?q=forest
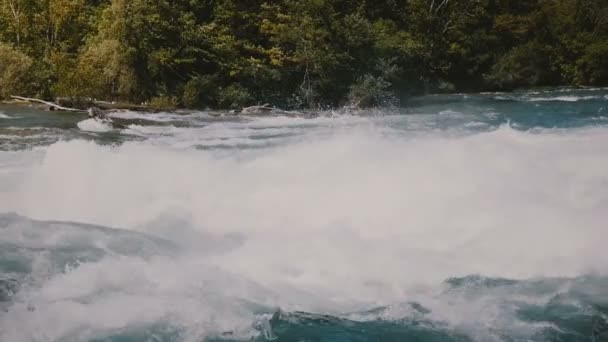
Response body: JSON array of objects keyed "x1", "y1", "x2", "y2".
[{"x1": 0, "y1": 0, "x2": 607, "y2": 109}]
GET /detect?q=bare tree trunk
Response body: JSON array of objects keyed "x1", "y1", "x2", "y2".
[
  {"x1": 6, "y1": 0, "x2": 22, "y2": 45},
  {"x1": 9, "y1": 95, "x2": 85, "y2": 112},
  {"x1": 435, "y1": 0, "x2": 449, "y2": 15}
]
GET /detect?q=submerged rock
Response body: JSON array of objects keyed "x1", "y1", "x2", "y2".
[
  {"x1": 0, "y1": 277, "x2": 19, "y2": 302},
  {"x1": 87, "y1": 107, "x2": 108, "y2": 120}
]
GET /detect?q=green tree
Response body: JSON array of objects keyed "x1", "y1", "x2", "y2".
[{"x1": 1, "y1": 0, "x2": 608, "y2": 108}]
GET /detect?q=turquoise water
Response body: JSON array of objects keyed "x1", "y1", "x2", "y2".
[{"x1": 1, "y1": 88, "x2": 608, "y2": 341}]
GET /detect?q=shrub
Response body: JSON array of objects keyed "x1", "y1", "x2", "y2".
[
  {"x1": 348, "y1": 74, "x2": 394, "y2": 108},
  {"x1": 217, "y1": 84, "x2": 252, "y2": 109},
  {"x1": 182, "y1": 76, "x2": 218, "y2": 108},
  {"x1": 575, "y1": 42, "x2": 608, "y2": 86},
  {"x1": 484, "y1": 42, "x2": 559, "y2": 90},
  {"x1": 0, "y1": 43, "x2": 33, "y2": 99},
  {"x1": 54, "y1": 40, "x2": 137, "y2": 101},
  {"x1": 149, "y1": 96, "x2": 178, "y2": 110}
]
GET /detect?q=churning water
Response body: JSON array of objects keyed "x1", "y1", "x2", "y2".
[{"x1": 1, "y1": 88, "x2": 608, "y2": 341}]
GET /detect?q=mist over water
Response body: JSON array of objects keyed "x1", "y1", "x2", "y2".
[{"x1": 1, "y1": 88, "x2": 608, "y2": 341}]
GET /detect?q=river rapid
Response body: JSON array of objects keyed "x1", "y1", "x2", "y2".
[{"x1": 1, "y1": 88, "x2": 607, "y2": 341}]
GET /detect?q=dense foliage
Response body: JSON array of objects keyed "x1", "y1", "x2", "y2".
[{"x1": 0, "y1": 0, "x2": 607, "y2": 109}]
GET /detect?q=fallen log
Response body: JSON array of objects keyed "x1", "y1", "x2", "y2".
[
  {"x1": 236, "y1": 104, "x2": 309, "y2": 117},
  {"x1": 93, "y1": 100, "x2": 153, "y2": 112},
  {"x1": 10, "y1": 95, "x2": 85, "y2": 112},
  {"x1": 233, "y1": 104, "x2": 274, "y2": 116},
  {"x1": 241, "y1": 104, "x2": 273, "y2": 114},
  {"x1": 56, "y1": 97, "x2": 155, "y2": 112}
]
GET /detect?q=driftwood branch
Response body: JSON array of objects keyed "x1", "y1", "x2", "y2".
[
  {"x1": 240, "y1": 103, "x2": 273, "y2": 114},
  {"x1": 228, "y1": 104, "x2": 309, "y2": 117},
  {"x1": 10, "y1": 95, "x2": 85, "y2": 112}
]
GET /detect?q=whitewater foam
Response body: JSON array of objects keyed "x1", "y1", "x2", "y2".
[
  {"x1": 77, "y1": 119, "x2": 113, "y2": 133},
  {"x1": 1, "y1": 117, "x2": 608, "y2": 341},
  {"x1": 528, "y1": 95, "x2": 601, "y2": 102},
  {"x1": 3, "y1": 125, "x2": 608, "y2": 277}
]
